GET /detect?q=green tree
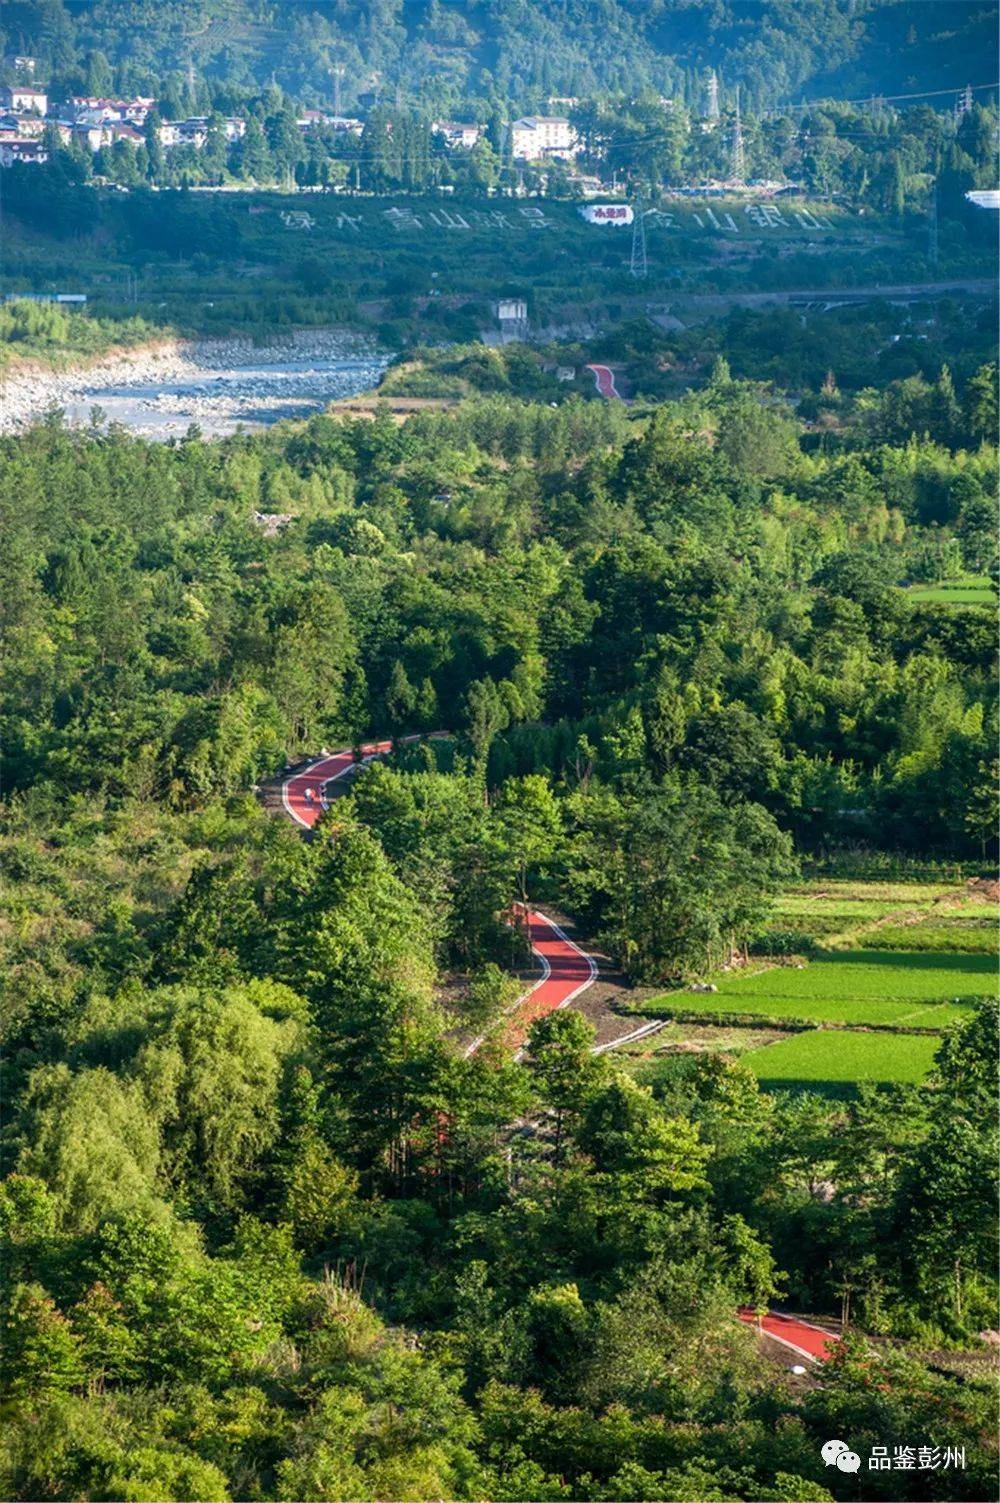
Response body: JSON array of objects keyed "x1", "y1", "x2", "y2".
[{"x1": 526, "y1": 1010, "x2": 606, "y2": 1167}]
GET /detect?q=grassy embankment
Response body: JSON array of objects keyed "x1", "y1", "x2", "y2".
[
  {"x1": 8, "y1": 183, "x2": 982, "y2": 347},
  {"x1": 0, "y1": 297, "x2": 165, "y2": 372}
]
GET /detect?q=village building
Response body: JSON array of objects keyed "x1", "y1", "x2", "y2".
[
  {"x1": 3, "y1": 113, "x2": 46, "y2": 138},
  {"x1": 509, "y1": 115, "x2": 578, "y2": 162},
  {"x1": 297, "y1": 110, "x2": 363, "y2": 134},
  {"x1": 0, "y1": 85, "x2": 48, "y2": 114},
  {"x1": 432, "y1": 120, "x2": 481, "y2": 149},
  {"x1": 69, "y1": 96, "x2": 154, "y2": 124},
  {"x1": 74, "y1": 122, "x2": 114, "y2": 152},
  {"x1": 108, "y1": 122, "x2": 144, "y2": 145},
  {"x1": 0, "y1": 138, "x2": 47, "y2": 165}
]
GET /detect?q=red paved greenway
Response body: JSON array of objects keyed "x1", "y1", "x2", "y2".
[
  {"x1": 737, "y1": 1308, "x2": 839, "y2": 1363},
  {"x1": 281, "y1": 747, "x2": 837, "y2": 1364},
  {"x1": 282, "y1": 741, "x2": 392, "y2": 828},
  {"x1": 585, "y1": 362, "x2": 620, "y2": 398},
  {"x1": 495, "y1": 903, "x2": 598, "y2": 1052}
]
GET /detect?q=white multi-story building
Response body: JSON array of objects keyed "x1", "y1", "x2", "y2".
[
  {"x1": 297, "y1": 110, "x2": 363, "y2": 135},
  {"x1": 432, "y1": 120, "x2": 481, "y2": 150},
  {"x1": 5, "y1": 113, "x2": 46, "y2": 138},
  {"x1": 74, "y1": 105, "x2": 122, "y2": 126},
  {"x1": 0, "y1": 85, "x2": 48, "y2": 114},
  {"x1": 73, "y1": 122, "x2": 114, "y2": 152},
  {"x1": 509, "y1": 115, "x2": 578, "y2": 162},
  {"x1": 0, "y1": 138, "x2": 47, "y2": 165},
  {"x1": 69, "y1": 97, "x2": 154, "y2": 124}
]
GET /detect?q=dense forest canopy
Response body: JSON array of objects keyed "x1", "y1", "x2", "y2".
[
  {"x1": 0, "y1": 5, "x2": 997, "y2": 1492},
  {"x1": 2, "y1": 371, "x2": 997, "y2": 867},
  {"x1": 3, "y1": 0, "x2": 998, "y2": 113},
  {"x1": 1, "y1": 366, "x2": 998, "y2": 1497}
]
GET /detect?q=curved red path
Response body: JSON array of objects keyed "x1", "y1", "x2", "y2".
[
  {"x1": 585, "y1": 363, "x2": 620, "y2": 398},
  {"x1": 281, "y1": 746, "x2": 837, "y2": 1364},
  {"x1": 466, "y1": 902, "x2": 598, "y2": 1055},
  {"x1": 281, "y1": 750, "x2": 599, "y2": 1041},
  {"x1": 282, "y1": 741, "x2": 392, "y2": 828},
  {"x1": 738, "y1": 1308, "x2": 839, "y2": 1363}
]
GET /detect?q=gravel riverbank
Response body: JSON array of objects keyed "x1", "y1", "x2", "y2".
[{"x1": 0, "y1": 328, "x2": 389, "y2": 438}]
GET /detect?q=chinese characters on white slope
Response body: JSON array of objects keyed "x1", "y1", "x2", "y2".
[{"x1": 319, "y1": 204, "x2": 834, "y2": 235}]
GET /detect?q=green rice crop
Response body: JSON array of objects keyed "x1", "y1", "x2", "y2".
[
  {"x1": 906, "y1": 575, "x2": 996, "y2": 605},
  {"x1": 781, "y1": 881, "x2": 958, "y2": 904},
  {"x1": 648, "y1": 950, "x2": 996, "y2": 1027},
  {"x1": 747, "y1": 1029, "x2": 941, "y2": 1087}
]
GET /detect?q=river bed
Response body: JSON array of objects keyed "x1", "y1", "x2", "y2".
[{"x1": 0, "y1": 329, "x2": 389, "y2": 439}]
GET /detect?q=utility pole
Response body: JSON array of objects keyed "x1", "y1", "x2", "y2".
[
  {"x1": 731, "y1": 84, "x2": 745, "y2": 183},
  {"x1": 630, "y1": 192, "x2": 647, "y2": 279},
  {"x1": 706, "y1": 70, "x2": 720, "y2": 122}
]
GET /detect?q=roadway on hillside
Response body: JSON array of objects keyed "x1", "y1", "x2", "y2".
[
  {"x1": 585, "y1": 363, "x2": 621, "y2": 398},
  {"x1": 282, "y1": 748, "x2": 601, "y2": 1044},
  {"x1": 464, "y1": 904, "x2": 599, "y2": 1056},
  {"x1": 679, "y1": 277, "x2": 996, "y2": 309},
  {"x1": 280, "y1": 743, "x2": 839, "y2": 1366},
  {"x1": 738, "y1": 1309, "x2": 840, "y2": 1363},
  {"x1": 282, "y1": 740, "x2": 392, "y2": 826}
]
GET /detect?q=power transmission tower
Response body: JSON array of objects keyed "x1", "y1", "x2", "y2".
[
  {"x1": 630, "y1": 193, "x2": 647, "y2": 279},
  {"x1": 955, "y1": 83, "x2": 974, "y2": 121},
  {"x1": 331, "y1": 64, "x2": 346, "y2": 116},
  {"x1": 928, "y1": 181, "x2": 939, "y2": 267},
  {"x1": 731, "y1": 84, "x2": 745, "y2": 183},
  {"x1": 706, "y1": 70, "x2": 720, "y2": 121}
]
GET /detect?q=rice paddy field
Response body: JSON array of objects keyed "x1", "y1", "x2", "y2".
[
  {"x1": 746, "y1": 1029, "x2": 941, "y2": 1089},
  {"x1": 905, "y1": 574, "x2": 996, "y2": 606},
  {"x1": 622, "y1": 873, "x2": 998, "y2": 1094}
]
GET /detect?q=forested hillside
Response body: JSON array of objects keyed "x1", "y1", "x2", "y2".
[
  {"x1": 3, "y1": 0, "x2": 997, "y2": 112},
  {"x1": 1, "y1": 362, "x2": 998, "y2": 1497}
]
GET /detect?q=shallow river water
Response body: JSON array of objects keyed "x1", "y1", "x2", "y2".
[
  {"x1": 1, "y1": 331, "x2": 389, "y2": 439},
  {"x1": 60, "y1": 354, "x2": 387, "y2": 438}
]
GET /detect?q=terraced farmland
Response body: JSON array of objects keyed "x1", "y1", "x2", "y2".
[
  {"x1": 622, "y1": 874, "x2": 997, "y2": 1092},
  {"x1": 703, "y1": 949, "x2": 995, "y2": 1016}
]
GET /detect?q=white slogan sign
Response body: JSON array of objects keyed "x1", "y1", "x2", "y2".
[{"x1": 579, "y1": 203, "x2": 634, "y2": 227}]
